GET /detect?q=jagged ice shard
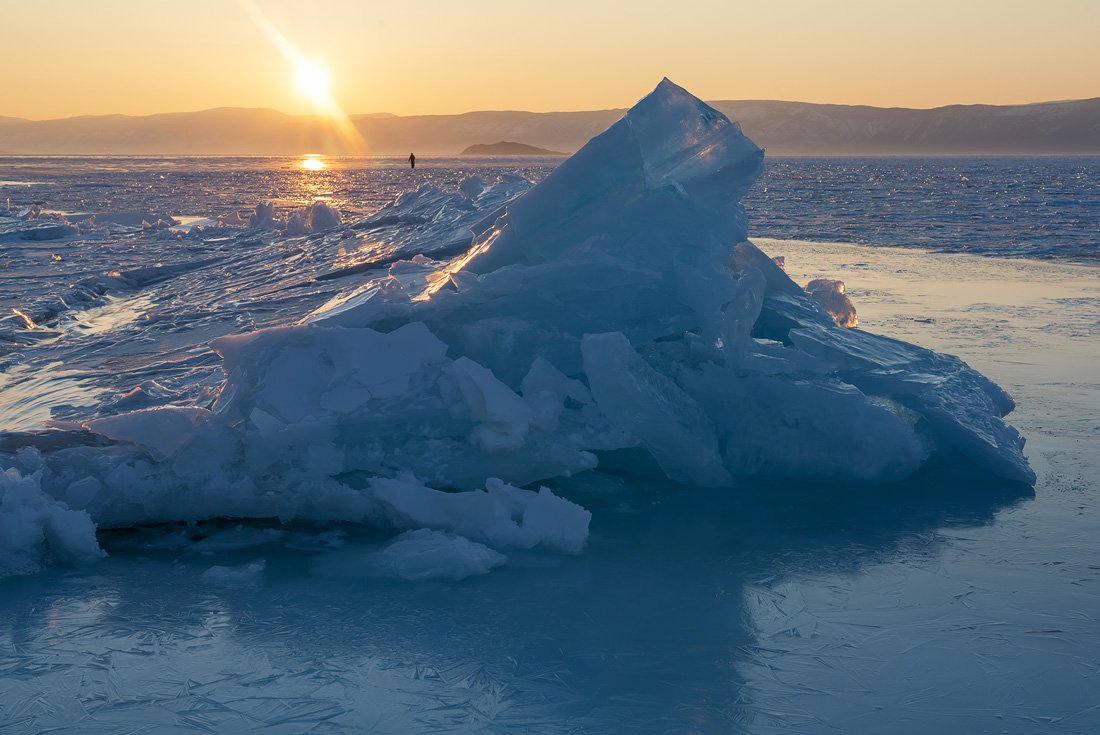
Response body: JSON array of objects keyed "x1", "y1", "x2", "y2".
[
  {"x1": 0, "y1": 79, "x2": 1034, "y2": 579},
  {"x1": 302, "y1": 78, "x2": 1032, "y2": 486}
]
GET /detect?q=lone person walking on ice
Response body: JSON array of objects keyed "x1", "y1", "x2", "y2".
[{"x1": 408, "y1": 152, "x2": 416, "y2": 169}]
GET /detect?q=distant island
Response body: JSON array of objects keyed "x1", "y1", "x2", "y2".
[{"x1": 461, "y1": 141, "x2": 567, "y2": 156}]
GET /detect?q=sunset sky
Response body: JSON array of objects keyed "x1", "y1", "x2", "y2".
[{"x1": 4, "y1": 0, "x2": 1099, "y2": 120}]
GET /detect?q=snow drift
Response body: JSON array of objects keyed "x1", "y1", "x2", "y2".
[{"x1": 0, "y1": 79, "x2": 1034, "y2": 578}]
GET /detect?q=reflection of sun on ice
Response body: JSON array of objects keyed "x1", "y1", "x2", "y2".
[
  {"x1": 300, "y1": 155, "x2": 325, "y2": 171},
  {"x1": 295, "y1": 59, "x2": 331, "y2": 106}
]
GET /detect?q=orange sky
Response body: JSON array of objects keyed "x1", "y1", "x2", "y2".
[{"x1": 3, "y1": 0, "x2": 1099, "y2": 120}]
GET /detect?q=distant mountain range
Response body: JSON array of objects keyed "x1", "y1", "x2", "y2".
[{"x1": 1, "y1": 97, "x2": 1098, "y2": 155}]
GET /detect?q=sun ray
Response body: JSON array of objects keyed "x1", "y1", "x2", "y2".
[{"x1": 238, "y1": 0, "x2": 366, "y2": 154}]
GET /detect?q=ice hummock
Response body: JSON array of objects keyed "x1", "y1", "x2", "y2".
[{"x1": 0, "y1": 79, "x2": 1034, "y2": 578}]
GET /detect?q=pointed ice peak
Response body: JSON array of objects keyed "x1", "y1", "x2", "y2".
[
  {"x1": 626, "y1": 78, "x2": 762, "y2": 191},
  {"x1": 637, "y1": 76, "x2": 702, "y2": 108},
  {"x1": 652, "y1": 76, "x2": 680, "y2": 94},
  {"x1": 458, "y1": 79, "x2": 763, "y2": 274}
]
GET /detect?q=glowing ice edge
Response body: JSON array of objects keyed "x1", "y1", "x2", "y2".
[{"x1": 0, "y1": 80, "x2": 1034, "y2": 580}]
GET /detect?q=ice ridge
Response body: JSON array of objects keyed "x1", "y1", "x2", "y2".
[{"x1": 0, "y1": 79, "x2": 1035, "y2": 579}]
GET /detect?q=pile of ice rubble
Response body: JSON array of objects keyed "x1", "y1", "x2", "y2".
[{"x1": 0, "y1": 80, "x2": 1034, "y2": 579}]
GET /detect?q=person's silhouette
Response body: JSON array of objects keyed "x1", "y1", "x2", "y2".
[{"x1": 408, "y1": 152, "x2": 416, "y2": 169}]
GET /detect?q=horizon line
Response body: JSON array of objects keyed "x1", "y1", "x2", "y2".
[{"x1": 4, "y1": 94, "x2": 1100, "y2": 124}]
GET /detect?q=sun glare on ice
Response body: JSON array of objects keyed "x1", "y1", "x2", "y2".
[
  {"x1": 295, "y1": 60, "x2": 331, "y2": 106},
  {"x1": 300, "y1": 155, "x2": 325, "y2": 171}
]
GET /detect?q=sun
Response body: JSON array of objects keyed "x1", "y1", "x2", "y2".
[{"x1": 294, "y1": 59, "x2": 331, "y2": 106}]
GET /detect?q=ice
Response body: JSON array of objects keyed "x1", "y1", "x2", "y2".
[
  {"x1": 83, "y1": 406, "x2": 211, "y2": 461},
  {"x1": 0, "y1": 216, "x2": 78, "y2": 241},
  {"x1": 201, "y1": 559, "x2": 266, "y2": 587},
  {"x1": 1, "y1": 158, "x2": 1095, "y2": 733},
  {"x1": 805, "y1": 277, "x2": 859, "y2": 327},
  {"x1": 106, "y1": 380, "x2": 181, "y2": 411},
  {"x1": 457, "y1": 78, "x2": 761, "y2": 276},
  {"x1": 309, "y1": 175, "x2": 532, "y2": 276},
  {"x1": 285, "y1": 200, "x2": 342, "y2": 235},
  {"x1": 349, "y1": 79, "x2": 1025, "y2": 487},
  {"x1": 0, "y1": 465, "x2": 104, "y2": 577},
  {"x1": 312, "y1": 528, "x2": 506, "y2": 581},
  {"x1": 208, "y1": 200, "x2": 344, "y2": 236},
  {"x1": 785, "y1": 324, "x2": 1033, "y2": 483},
  {"x1": 690, "y1": 369, "x2": 929, "y2": 481},
  {"x1": 217, "y1": 210, "x2": 250, "y2": 228},
  {"x1": 248, "y1": 201, "x2": 277, "y2": 229},
  {"x1": 211, "y1": 321, "x2": 449, "y2": 422},
  {"x1": 371, "y1": 476, "x2": 591, "y2": 554},
  {"x1": 450, "y1": 356, "x2": 533, "y2": 452},
  {"x1": 0, "y1": 79, "x2": 1035, "y2": 582},
  {"x1": 581, "y1": 331, "x2": 730, "y2": 487}
]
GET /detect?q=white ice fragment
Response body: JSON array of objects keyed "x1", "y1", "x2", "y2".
[
  {"x1": 581, "y1": 332, "x2": 731, "y2": 487},
  {"x1": 249, "y1": 201, "x2": 276, "y2": 229},
  {"x1": 217, "y1": 210, "x2": 249, "y2": 227},
  {"x1": 459, "y1": 176, "x2": 485, "y2": 200},
  {"x1": 15, "y1": 446, "x2": 43, "y2": 472},
  {"x1": 371, "y1": 475, "x2": 590, "y2": 553},
  {"x1": 109, "y1": 380, "x2": 181, "y2": 411},
  {"x1": 0, "y1": 467, "x2": 104, "y2": 578},
  {"x1": 450, "y1": 356, "x2": 532, "y2": 452},
  {"x1": 720, "y1": 267, "x2": 767, "y2": 358},
  {"x1": 212, "y1": 321, "x2": 448, "y2": 423},
  {"x1": 201, "y1": 559, "x2": 265, "y2": 587},
  {"x1": 284, "y1": 210, "x2": 310, "y2": 236},
  {"x1": 521, "y1": 357, "x2": 592, "y2": 432},
  {"x1": 248, "y1": 407, "x2": 284, "y2": 438},
  {"x1": 306, "y1": 277, "x2": 410, "y2": 328},
  {"x1": 84, "y1": 406, "x2": 211, "y2": 460},
  {"x1": 286, "y1": 201, "x2": 341, "y2": 235},
  {"x1": 64, "y1": 476, "x2": 102, "y2": 510},
  {"x1": 805, "y1": 278, "x2": 859, "y2": 328},
  {"x1": 312, "y1": 529, "x2": 506, "y2": 581},
  {"x1": 307, "y1": 201, "x2": 341, "y2": 231}
]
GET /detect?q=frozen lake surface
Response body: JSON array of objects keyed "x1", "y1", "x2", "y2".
[
  {"x1": 1, "y1": 126, "x2": 1099, "y2": 732},
  {"x1": 3, "y1": 154, "x2": 1099, "y2": 260},
  {"x1": 2, "y1": 240, "x2": 1097, "y2": 734}
]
